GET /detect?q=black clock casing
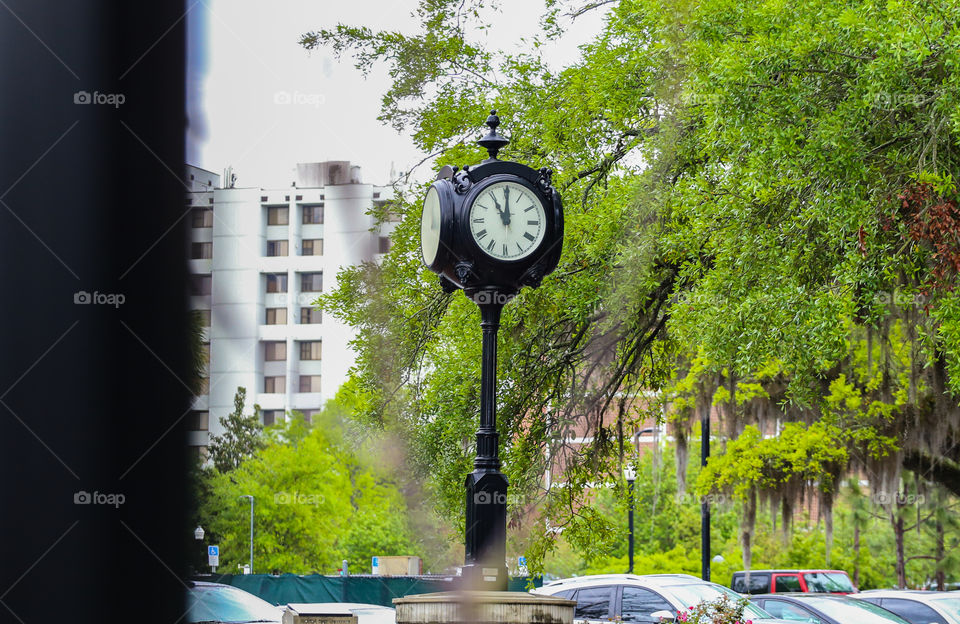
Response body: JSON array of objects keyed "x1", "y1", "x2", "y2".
[{"x1": 422, "y1": 159, "x2": 563, "y2": 296}]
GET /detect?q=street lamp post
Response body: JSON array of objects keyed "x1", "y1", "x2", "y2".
[
  {"x1": 701, "y1": 411, "x2": 710, "y2": 581},
  {"x1": 239, "y1": 495, "x2": 254, "y2": 574},
  {"x1": 624, "y1": 466, "x2": 636, "y2": 574},
  {"x1": 194, "y1": 526, "x2": 205, "y2": 574}
]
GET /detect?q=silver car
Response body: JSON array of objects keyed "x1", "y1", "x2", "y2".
[
  {"x1": 531, "y1": 573, "x2": 793, "y2": 623},
  {"x1": 858, "y1": 590, "x2": 960, "y2": 624}
]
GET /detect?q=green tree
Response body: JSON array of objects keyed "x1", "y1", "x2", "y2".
[
  {"x1": 198, "y1": 409, "x2": 418, "y2": 574},
  {"x1": 207, "y1": 387, "x2": 266, "y2": 473},
  {"x1": 300, "y1": 0, "x2": 960, "y2": 574}
]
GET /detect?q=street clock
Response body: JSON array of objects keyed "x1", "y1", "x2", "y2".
[
  {"x1": 419, "y1": 111, "x2": 563, "y2": 298},
  {"x1": 418, "y1": 110, "x2": 565, "y2": 592}
]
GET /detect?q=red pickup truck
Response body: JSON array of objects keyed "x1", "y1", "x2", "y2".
[{"x1": 732, "y1": 570, "x2": 857, "y2": 594}]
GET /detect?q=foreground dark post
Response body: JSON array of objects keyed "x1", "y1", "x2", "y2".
[{"x1": 701, "y1": 411, "x2": 711, "y2": 581}]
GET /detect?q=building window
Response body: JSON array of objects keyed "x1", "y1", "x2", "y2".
[
  {"x1": 302, "y1": 205, "x2": 324, "y2": 224},
  {"x1": 263, "y1": 376, "x2": 285, "y2": 394},
  {"x1": 295, "y1": 195, "x2": 302, "y2": 201},
  {"x1": 266, "y1": 240, "x2": 288, "y2": 257},
  {"x1": 300, "y1": 272, "x2": 322, "y2": 292},
  {"x1": 262, "y1": 409, "x2": 284, "y2": 426},
  {"x1": 190, "y1": 275, "x2": 211, "y2": 296},
  {"x1": 265, "y1": 273, "x2": 287, "y2": 293},
  {"x1": 194, "y1": 309, "x2": 211, "y2": 327},
  {"x1": 299, "y1": 375, "x2": 321, "y2": 393},
  {"x1": 188, "y1": 411, "x2": 209, "y2": 431},
  {"x1": 267, "y1": 206, "x2": 289, "y2": 225},
  {"x1": 301, "y1": 239, "x2": 323, "y2": 256},
  {"x1": 299, "y1": 341, "x2": 322, "y2": 361},
  {"x1": 260, "y1": 195, "x2": 268, "y2": 202},
  {"x1": 265, "y1": 307, "x2": 287, "y2": 325},
  {"x1": 192, "y1": 208, "x2": 213, "y2": 228},
  {"x1": 386, "y1": 210, "x2": 403, "y2": 222},
  {"x1": 299, "y1": 408, "x2": 320, "y2": 424},
  {"x1": 300, "y1": 307, "x2": 321, "y2": 324},
  {"x1": 264, "y1": 341, "x2": 286, "y2": 361},
  {"x1": 378, "y1": 236, "x2": 391, "y2": 254},
  {"x1": 191, "y1": 242, "x2": 213, "y2": 259}
]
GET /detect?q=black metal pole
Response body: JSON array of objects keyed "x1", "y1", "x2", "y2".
[
  {"x1": 628, "y1": 478, "x2": 635, "y2": 574},
  {"x1": 701, "y1": 410, "x2": 711, "y2": 581},
  {"x1": 476, "y1": 301, "x2": 502, "y2": 470},
  {"x1": 463, "y1": 296, "x2": 509, "y2": 590}
]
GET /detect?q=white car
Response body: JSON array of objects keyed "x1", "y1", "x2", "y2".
[
  {"x1": 531, "y1": 573, "x2": 793, "y2": 623},
  {"x1": 858, "y1": 590, "x2": 960, "y2": 624}
]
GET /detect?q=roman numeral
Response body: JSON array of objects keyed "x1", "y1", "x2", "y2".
[
  {"x1": 473, "y1": 218, "x2": 485, "y2": 223},
  {"x1": 527, "y1": 220, "x2": 538, "y2": 225},
  {"x1": 502, "y1": 243, "x2": 507, "y2": 256},
  {"x1": 476, "y1": 229, "x2": 487, "y2": 239},
  {"x1": 517, "y1": 242, "x2": 524, "y2": 252},
  {"x1": 487, "y1": 239, "x2": 495, "y2": 252},
  {"x1": 523, "y1": 232, "x2": 535, "y2": 241},
  {"x1": 524, "y1": 205, "x2": 535, "y2": 212}
]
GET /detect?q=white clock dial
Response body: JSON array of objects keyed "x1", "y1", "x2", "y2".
[
  {"x1": 420, "y1": 186, "x2": 442, "y2": 265},
  {"x1": 469, "y1": 181, "x2": 546, "y2": 261}
]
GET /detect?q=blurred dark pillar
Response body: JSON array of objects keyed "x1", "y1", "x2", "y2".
[{"x1": 0, "y1": 1, "x2": 189, "y2": 622}]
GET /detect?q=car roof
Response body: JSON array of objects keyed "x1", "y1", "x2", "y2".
[
  {"x1": 733, "y1": 570, "x2": 849, "y2": 574},
  {"x1": 752, "y1": 593, "x2": 861, "y2": 601},
  {"x1": 188, "y1": 581, "x2": 240, "y2": 589},
  {"x1": 540, "y1": 573, "x2": 701, "y2": 588},
  {"x1": 859, "y1": 590, "x2": 952, "y2": 598}
]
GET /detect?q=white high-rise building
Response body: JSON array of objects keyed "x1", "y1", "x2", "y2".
[{"x1": 185, "y1": 162, "x2": 397, "y2": 454}]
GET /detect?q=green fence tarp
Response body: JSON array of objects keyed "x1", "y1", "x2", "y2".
[{"x1": 194, "y1": 574, "x2": 541, "y2": 608}]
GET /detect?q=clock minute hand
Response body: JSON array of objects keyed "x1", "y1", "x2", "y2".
[{"x1": 502, "y1": 186, "x2": 512, "y2": 225}]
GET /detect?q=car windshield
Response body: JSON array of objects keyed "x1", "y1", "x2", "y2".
[
  {"x1": 931, "y1": 597, "x2": 960, "y2": 621},
  {"x1": 802, "y1": 572, "x2": 855, "y2": 592},
  {"x1": 186, "y1": 584, "x2": 280, "y2": 623},
  {"x1": 798, "y1": 597, "x2": 911, "y2": 623},
  {"x1": 663, "y1": 583, "x2": 770, "y2": 618}
]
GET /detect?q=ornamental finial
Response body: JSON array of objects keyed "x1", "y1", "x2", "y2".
[{"x1": 477, "y1": 109, "x2": 509, "y2": 160}]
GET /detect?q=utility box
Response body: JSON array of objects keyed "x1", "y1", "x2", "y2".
[
  {"x1": 282, "y1": 604, "x2": 358, "y2": 624},
  {"x1": 371, "y1": 556, "x2": 422, "y2": 575}
]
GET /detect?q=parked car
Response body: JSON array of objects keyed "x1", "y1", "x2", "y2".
[
  {"x1": 283, "y1": 603, "x2": 395, "y2": 624},
  {"x1": 750, "y1": 593, "x2": 911, "y2": 624},
  {"x1": 858, "y1": 590, "x2": 960, "y2": 624},
  {"x1": 732, "y1": 569, "x2": 856, "y2": 594},
  {"x1": 186, "y1": 580, "x2": 283, "y2": 624},
  {"x1": 532, "y1": 573, "x2": 793, "y2": 623}
]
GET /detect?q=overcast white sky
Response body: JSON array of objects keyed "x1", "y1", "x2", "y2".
[{"x1": 186, "y1": 0, "x2": 607, "y2": 189}]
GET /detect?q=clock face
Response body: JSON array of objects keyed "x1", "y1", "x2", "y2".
[
  {"x1": 468, "y1": 181, "x2": 546, "y2": 261},
  {"x1": 420, "y1": 185, "x2": 442, "y2": 265}
]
